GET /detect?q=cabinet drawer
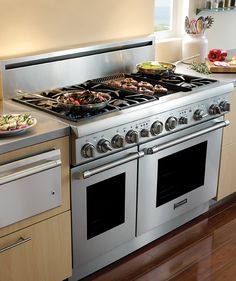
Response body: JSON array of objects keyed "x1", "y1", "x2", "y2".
[
  {"x1": 0, "y1": 211, "x2": 72, "y2": 281},
  {"x1": 0, "y1": 149, "x2": 61, "y2": 228}
]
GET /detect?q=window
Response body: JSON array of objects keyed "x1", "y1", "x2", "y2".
[
  {"x1": 154, "y1": 0, "x2": 190, "y2": 40},
  {"x1": 154, "y1": 0, "x2": 173, "y2": 32}
]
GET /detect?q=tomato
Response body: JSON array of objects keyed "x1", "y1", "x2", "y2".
[{"x1": 74, "y1": 100, "x2": 80, "y2": 105}]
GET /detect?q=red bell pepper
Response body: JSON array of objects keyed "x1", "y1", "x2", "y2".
[{"x1": 208, "y1": 49, "x2": 227, "y2": 62}]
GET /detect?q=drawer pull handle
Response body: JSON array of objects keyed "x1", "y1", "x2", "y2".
[
  {"x1": 0, "y1": 159, "x2": 61, "y2": 185},
  {"x1": 0, "y1": 236, "x2": 32, "y2": 253}
]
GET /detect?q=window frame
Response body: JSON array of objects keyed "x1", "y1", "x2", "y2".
[{"x1": 154, "y1": 0, "x2": 190, "y2": 40}]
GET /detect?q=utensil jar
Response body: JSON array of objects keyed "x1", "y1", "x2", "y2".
[{"x1": 182, "y1": 34, "x2": 208, "y2": 63}]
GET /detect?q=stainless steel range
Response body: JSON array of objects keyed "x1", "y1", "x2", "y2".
[{"x1": 0, "y1": 36, "x2": 234, "y2": 281}]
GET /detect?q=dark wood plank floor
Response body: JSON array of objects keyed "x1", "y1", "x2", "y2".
[{"x1": 81, "y1": 194, "x2": 236, "y2": 281}]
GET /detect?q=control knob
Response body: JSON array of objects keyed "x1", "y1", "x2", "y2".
[
  {"x1": 140, "y1": 128, "x2": 150, "y2": 137},
  {"x1": 151, "y1": 121, "x2": 163, "y2": 135},
  {"x1": 179, "y1": 116, "x2": 188, "y2": 125},
  {"x1": 219, "y1": 101, "x2": 230, "y2": 112},
  {"x1": 97, "y1": 139, "x2": 113, "y2": 153},
  {"x1": 111, "y1": 134, "x2": 125, "y2": 149},
  {"x1": 81, "y1": 143, "x2": 95, "y2": 158},
  {"x1": 208, "y1": 104, "x2": 221, "y2": 115},
  {"x1": 165, "y1": 117, "x2": 177, "y2": 131},
  {"x1": 193, "y1": 109, "x2": 208, "y2": 121},
  {"x1": 126, "y1": 130, "x2": 139, "y2": 144}
]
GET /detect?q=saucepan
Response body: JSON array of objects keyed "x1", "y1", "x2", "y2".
[{"x1": 137, "y1": 55, "x2": 199, "y2": 76}]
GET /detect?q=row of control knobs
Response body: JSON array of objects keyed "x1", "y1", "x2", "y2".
[
  {"x1": 81, "y1": 117, "x2": 181, "y2": 158},
  {"x1": 194, "y1": 101, "x2": 230, "y2": 120},
  {"x1": 81, "y1": 101, "x2": 230, "y2": 158}
]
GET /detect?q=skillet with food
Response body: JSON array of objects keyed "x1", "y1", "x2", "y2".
[
  {"x1": 56, "y1": 90, "x2": 111, "y2": 112},
  {"x1": 136, "y1": 61, "x2": 176, "y2": 76}
]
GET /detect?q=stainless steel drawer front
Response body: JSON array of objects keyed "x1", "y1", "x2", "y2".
[{"x1": 0, "y1": 149, "x2": 62, "y2": 228}]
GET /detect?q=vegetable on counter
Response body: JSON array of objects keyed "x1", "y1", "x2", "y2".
[
  {"x1": 0, "y1": 113, "x2": 35, "y2": 131},
  {"x1": 208, "y1": 49, "x2": 227, "y2": 62},
  {"x1": 189, "y1": 62, "x2": 211, "y2": 75}
]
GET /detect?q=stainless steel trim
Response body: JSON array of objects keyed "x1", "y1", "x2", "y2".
[
  {"x1": 146, "y1": 120, "x2": 229, "y2": 154},
  {"x1": 0, "y1": 159, "x2": 61, "y2": 185},
  {"x1": 0, "y1": 237, "x2": 32, "y2": 253},
  {"x1": 0, "y1": 148, "x2": 62, "y2": 228},
  {"x1": 0, "y1": 36, "x2": 155, "y2": 99},
  {"x1": 81, "y1": 151, "x2": 145, "y2": 179}
]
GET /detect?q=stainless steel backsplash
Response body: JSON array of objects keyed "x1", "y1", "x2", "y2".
[{"x1": 0, "y1": 36, "x2": 155, "y2": 99}]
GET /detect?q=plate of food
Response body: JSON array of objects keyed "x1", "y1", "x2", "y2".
[{"x1": 0, "y1": 113, "x2": 37, "y2": 136}]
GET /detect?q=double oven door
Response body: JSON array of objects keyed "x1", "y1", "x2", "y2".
[
  {"x1": 137, "y1": 117, "x2": 227, "y2": 236},
  {"x1": 71, "y1": 146, "x2": 140, "y2": 268}
]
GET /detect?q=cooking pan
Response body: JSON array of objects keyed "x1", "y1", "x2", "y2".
[
  {"x1": 137, "y1": 55, "x2": 199, "y2": 76},
  {"x1": 56, "y1": 90, "x2": 111, "y2": 112},
  {"x1": 137, "y1": 61, "x2": 176, "y2": 76}
]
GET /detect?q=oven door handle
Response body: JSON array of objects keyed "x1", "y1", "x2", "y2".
[
  {"x1": 146, "y1": 120, "x2": 230, "y2": 155},
  {"x1": 81, "y1": 151, "x2": 145, "y2": 179}
]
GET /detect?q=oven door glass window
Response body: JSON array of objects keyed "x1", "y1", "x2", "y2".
[
  {"x1": 71, "y1": 147, "x2": 137, "y2": 267},
  {"x1": 157, "y1": 141, "x2": 207, "y2": 207},
  {"x1": 87, "y1": 173, "x2": 125, "y2": 239},
  {"x1": 137, "y1": 126, "x2": 222, "y2": 236}
]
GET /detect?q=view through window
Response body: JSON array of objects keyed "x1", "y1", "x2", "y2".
[
  {"x1": 154, "y1": 0, "x2": 189, "y2": 39},
  {"x1": 154, "y1": 0, "x2": 173, "y2": 32}
]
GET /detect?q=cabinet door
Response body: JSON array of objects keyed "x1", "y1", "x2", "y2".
[
  {"x1": 217, "y1": 88, "x2": 236, "y2": 200},
  {"x1": 217, "y1": 143, "x2": 236, "y2": 200},
  {"x1": 0, "y1": 211, "x2": 72, "y2": 281}
]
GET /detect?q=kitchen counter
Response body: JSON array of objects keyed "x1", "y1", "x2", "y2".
[
  {"x1": 0, "y1": 100, "x2": 70, "y2": 154},
  {"x1": 176, "y1": 63, "x2": 236, "y2": 86},
  {"x1": 176, "y1": 49, "x2": 236, "y2": 87}
]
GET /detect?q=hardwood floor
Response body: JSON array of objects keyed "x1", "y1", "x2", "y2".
[{"x1": 81, "y1": 194, "x2": 236, "y2": 281}]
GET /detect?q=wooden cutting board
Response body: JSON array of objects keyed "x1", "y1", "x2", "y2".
[{"x1": 206, "y1": 59, "x2": 236, "y2": 73}]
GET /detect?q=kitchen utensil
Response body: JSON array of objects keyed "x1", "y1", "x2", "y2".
[
  {"x1": 137, "y1": 55, "x2": 200, "y2": 76},
  {"x1": 56, "y1": 90, "x2": 111, "y2": 112},
  {"x1": 136, "y1": 61, "x2": 176, "y2": 76}
]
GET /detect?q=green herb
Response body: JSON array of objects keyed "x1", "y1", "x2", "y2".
[{"x1": 189, "y1": 63, "x2": 211, "y2": 75}]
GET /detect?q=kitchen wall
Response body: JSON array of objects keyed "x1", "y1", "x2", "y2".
[
  {"x1": 201, "y1": 10, "x2": 236, "y2": 51},
  {"x1": 0, "y1": 0, "x2": 154, "y2": 59}
]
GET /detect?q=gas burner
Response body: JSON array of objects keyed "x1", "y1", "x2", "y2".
[
  {"x1": 160, "y1": 75, "x2": 186, "y2": 84},
  {"x1": 12, "y1": 73, "x2": 218, "y2": 123}
]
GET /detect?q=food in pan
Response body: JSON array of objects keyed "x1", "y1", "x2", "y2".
[
  {"x1": 121, "y1": 78, "x2": 139, "y2": 85},
  {"x1": 137, "y1": 81, "x2": 154, "y2": 90},
  {"x1": 106, "y1": 77, "x2": 168, "y2": 95},
  {"x1": 137, "y1": 61, "x2": 175, "y2": 75},
  {"x1": 122, "y1": 83, "x2": 138, "y2": 91},
  {"x1": 154, "y1": 84, "x2": 168, "y2": 94},
  {"x1": 107, "y1": 80, "x2": 122, "y2": 88},
  {"x1": 138, "y1": 87, "x2": 154, "y2": 95},
  {"x1": 57, "y1": 90, "x2": 110, "y2": 106}
]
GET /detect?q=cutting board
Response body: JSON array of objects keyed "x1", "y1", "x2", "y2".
[{"x1": 206, "y1": 59, "x2": 236, "y2": 73}]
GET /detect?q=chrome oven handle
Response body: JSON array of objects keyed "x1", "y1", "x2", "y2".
[
  {"x1": 81, "y1": 151, "x2": 145, "y2": 179},
  {"x1": 146, "y1": 120, "x2": 230, "y2": 155}
]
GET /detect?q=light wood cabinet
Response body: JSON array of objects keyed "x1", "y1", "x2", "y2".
[
  {"x1": 217, "y1": 89, "x2": 236, "y2": 200},
  {"x1": 0, "y1": 136, "x2": 72, "y2": 280},
  {"x1": 0, "y1": 211, "x2": 72, "y2": 281}
]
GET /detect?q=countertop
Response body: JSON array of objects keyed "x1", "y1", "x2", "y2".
[
  {"x1": 0, "y1": 100, "x2": 70, "y2": 154},
  {"x1": 176, "y1": 63, "x2": 236, "y2": 86},
  {"x1": 176, "y1": 49, "x2": 236, "y2": 87}
]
